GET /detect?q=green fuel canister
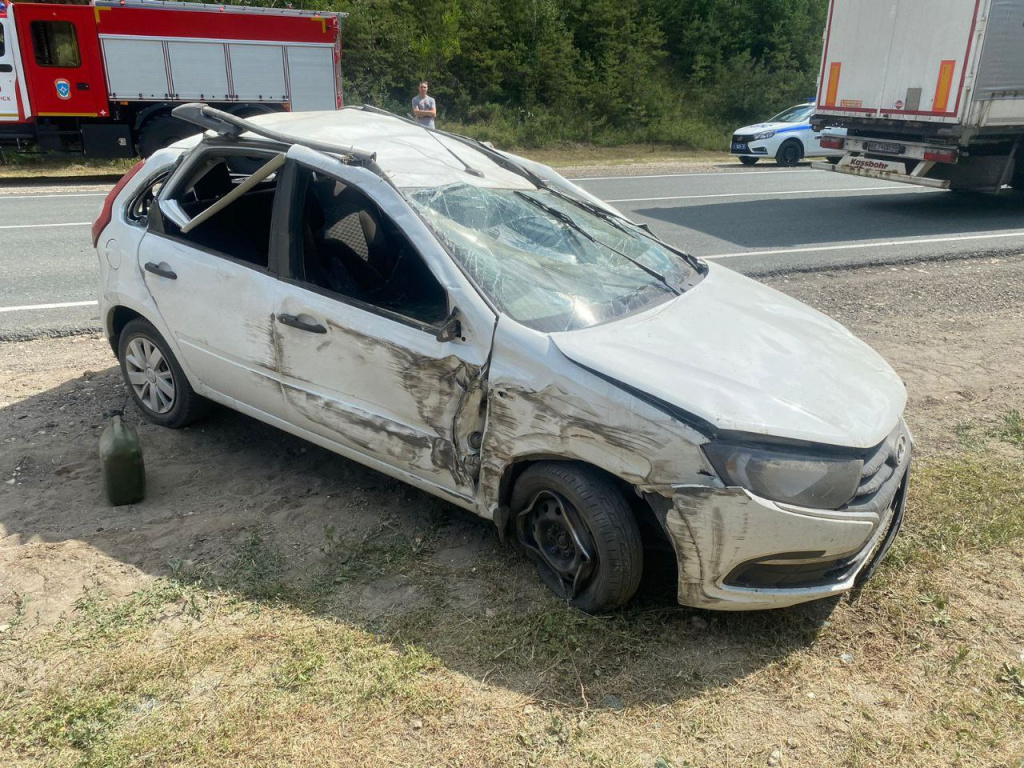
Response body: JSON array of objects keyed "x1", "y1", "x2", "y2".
[{"x1": 99, "y1": 415, "x2": 146, "y2": 506}]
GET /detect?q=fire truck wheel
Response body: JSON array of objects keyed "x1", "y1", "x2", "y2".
[
  {"x1": 229, "y1": 105, "x2": 277, "y2": 119},
  {"x1": 138, "y1": 115, "x2": 200, "y2": 158}
]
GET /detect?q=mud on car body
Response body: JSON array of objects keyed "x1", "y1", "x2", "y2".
[{"x1": 94, "y1": 104, "x2": 910, "y2": 613}]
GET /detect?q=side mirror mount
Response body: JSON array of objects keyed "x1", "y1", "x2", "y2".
[
  {"x1": 435, "y1": 306, "x2": 463, "y2": 343},
  {"x1": 638, "y1": 222, "x2": 654, "y2": 234}
]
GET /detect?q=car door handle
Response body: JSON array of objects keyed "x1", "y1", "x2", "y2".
[
  {"x1": 144, "y1": 262, "x2": 177, "y2": 280},
  {"x1": 276, "y1": 313, "x2": 326, "y2": 334},
  {"x1": 76, "y1": 82, "x2": 90, "y2": 91},
  {"x1": 0, "y1": 65, "x2": 13, "y2": 73}
]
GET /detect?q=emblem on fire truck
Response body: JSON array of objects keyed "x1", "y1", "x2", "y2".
[{"x1": 55, "y1": 79, "x2": 72, "y2": 101}]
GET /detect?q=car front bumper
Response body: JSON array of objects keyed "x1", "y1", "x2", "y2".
[
  {"x1": 655, "y1": 444, "x2": 910, "y2": 611},
  {"x1": 730, "y1": 139, "x2": 772, "y2": 157}
]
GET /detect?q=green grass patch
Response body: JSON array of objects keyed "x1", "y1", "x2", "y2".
[
  {"x1": 0, "y1": 687, "x2": 130, "y2": 754},
  {"x1": 892, "y1": 453, "x2": 1024, "y2": 568}
]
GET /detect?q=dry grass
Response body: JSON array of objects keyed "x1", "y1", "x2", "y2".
[
  {"x1": 0, "y1": 146, "x2": 734, "y2": 184},
  {"x1": 0, "y1": 156, "x2": 136, "y2": 180},
  {"x1": 1, "y1": 435, "x2": 1022, "y2": 767},
  {"x1": 514, "y1": 144, "x2": 731, "y2": 170}
]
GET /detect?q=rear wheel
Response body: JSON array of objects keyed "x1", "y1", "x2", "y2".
[
  {"x1": 118, "y1": 318, "x2": 210, "y2": 428},
  {"x1": 776, "y1": 139, "x2": 804, "y2": 167},
  {"x1": 511, "y1": 462, "x2": 643, "y2": 613},
  {"x1": 137, "y1": 115, "x2": 199, "y2": 157},
  {"x1": 738, "y1": 156, "x2": 759, "y2": 166}
]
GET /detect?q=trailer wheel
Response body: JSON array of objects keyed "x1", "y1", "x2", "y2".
[
  {"x1": 776, "y1": 139, "x2": 804, "y2": 167},
  {"x1": 138, "y1": 115, "x2": 199, "y2": 157}
]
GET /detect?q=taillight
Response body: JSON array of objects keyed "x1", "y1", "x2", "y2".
[
  {"x1": 924, "y1": 148, "x2": 957, "y2": 164},
  {"x1": 820, "y1": 136, "x2": 845, "y2": 150},
  {"x1": 92, "y1": 160, "x2": 145, "y2": 248}
]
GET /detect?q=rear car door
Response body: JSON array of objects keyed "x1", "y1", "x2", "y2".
[
  {"x1": 140, "y1": 145, "x2": 287, "y2": 417},
  {"x1": 13, "y1": 4, "x2": 108, "y2": 118},
  {"x1": 271, "y1": 146, "x2": 496, "y2": 502}
]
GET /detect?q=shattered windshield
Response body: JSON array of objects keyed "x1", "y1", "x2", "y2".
[{"x1": 407, "y1": 184, "x2": 695, "y2": 332}]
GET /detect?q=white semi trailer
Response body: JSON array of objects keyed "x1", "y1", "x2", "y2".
[{"x1": 810, "y1": 0, "x2": 1024, "y2": 191}]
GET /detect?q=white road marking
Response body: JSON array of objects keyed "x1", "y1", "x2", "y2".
[
  {"x1": 703, "y1": 230, "x2": 1024, "y2": 260},
  {"x1": 607, "y1": 185, "x2": 918, "y2": 203},
  {"x1": 0, "y1": 192, "x2": 107, "y2": 200},
  {"x1": 0, "y1": 300, "x2": 98, "y2": 314},
  {"x1": 0, "y1": 221, "x2": 91, "y2": 230},
  {"x1": 574, "y1": 169, "x2": 815, "y2": 182}
]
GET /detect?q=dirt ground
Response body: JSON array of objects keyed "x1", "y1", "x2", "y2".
[{"x1": 1, "y1": 254, "x2": 1023, "y2": 766}]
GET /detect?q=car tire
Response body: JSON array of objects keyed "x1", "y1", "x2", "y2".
[
  {"x1": 137, "y1": 115, "x2": 200, "y2": 158},
  {"x1": 510, "y1": 462, "x2": 643, "y2": 613},
  {"x1": 775, "y1": 139, "x2": 804, "y2": 167},
  {"x1": 118, "y1": 318, "x2": 210, "y2": 429},
  {"x1": 739, "y1": 156, "x2": 759, "y2": 166},
  {"x1": 827, "y1": 155, "x2": 842, "y2": 165}
]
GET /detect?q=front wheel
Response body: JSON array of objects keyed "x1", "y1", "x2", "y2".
[
  {"x1": 775, "y1": 139, "x2": 804, "y2": 167},
  {"x1": 118, "y1": 318, "x2": 210, "y2": 429},
  {"x1": 511, "y1": 462, "x2": 643, "y2": 613},
  {"x1": 738, "y1": 156, "x2": 759, "y2": 166}
]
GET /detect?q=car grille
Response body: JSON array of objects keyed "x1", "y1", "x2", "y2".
[
  {"x1": 733, "y1": 134, "x2": 755, "y2": 143},
  {"x1": 848, "y1": 421, "x2": 911, "y2": 512}
]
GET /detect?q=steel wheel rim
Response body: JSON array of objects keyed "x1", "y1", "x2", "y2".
[
  {"x1": 125, "y1": 336, "x2": 175, "y2": 414},
  {"x1": 515, "y1": 490, "x2": 597, "y2": 599}
]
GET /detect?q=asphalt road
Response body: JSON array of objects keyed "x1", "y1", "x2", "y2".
[{"x1": 2, "y1": 165, "x2": 1024, "y2": 339}]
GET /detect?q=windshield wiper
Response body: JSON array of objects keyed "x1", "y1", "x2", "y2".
[
  {"x1": 514, "y1": 191, "x2": 679, "y2": 295},
  {"x1": 544, "y1": 185, "x2": 704, "y2": 274}
]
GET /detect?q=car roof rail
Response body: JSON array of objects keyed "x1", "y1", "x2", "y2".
[{"x1": 171, "y1": 103, "x2": 378, "y2": 166}]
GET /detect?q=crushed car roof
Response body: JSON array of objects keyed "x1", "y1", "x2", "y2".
[{"x1": 182, "y1": 106, "x2": 536, "y2": 191}]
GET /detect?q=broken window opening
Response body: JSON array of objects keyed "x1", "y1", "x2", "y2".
[
  {"x1": 408, "y1": 184, "x2": 695, "y2": 333},
  {"x1": 292, "y1": 169, "x2": 449, "y2": 327},
  {"x1": 162, "y1": 153, "x2": 281, "y2": 268}
]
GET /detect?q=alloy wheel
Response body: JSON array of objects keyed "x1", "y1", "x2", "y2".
[{"x1": 125, "y1": 337, "x2": 176, "y2": 414}]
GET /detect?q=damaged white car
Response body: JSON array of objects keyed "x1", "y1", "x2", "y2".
[{"x1": 93, "y1": 104, "x2": 911, "y2": 613}]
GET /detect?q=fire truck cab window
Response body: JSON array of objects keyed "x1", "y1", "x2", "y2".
[{"x1": 31, "y1": 21, "x2": 81, "y2": 68}]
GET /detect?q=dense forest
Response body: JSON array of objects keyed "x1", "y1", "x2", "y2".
[{"x1": 237, "y1": 0, "x2": 829, "y2": 148}]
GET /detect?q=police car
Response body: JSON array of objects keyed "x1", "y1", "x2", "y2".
[{"x1": 730, "y1": 102, "x2": 846, "y2": 166}]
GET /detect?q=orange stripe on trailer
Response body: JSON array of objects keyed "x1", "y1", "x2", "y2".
[
  {"x1": 824, "y1": 62, "x2": 841, "y2": 108},
  {"x1": 934, "y1": 60, "x2": 957, "y2": 112}
]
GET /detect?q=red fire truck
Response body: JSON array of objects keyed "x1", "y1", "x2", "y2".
[{"x1": 0, "y1": 0, "x2": 344, "y2": 157}]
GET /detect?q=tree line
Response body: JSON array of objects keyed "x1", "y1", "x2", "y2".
[{"x1": 228, "y1": 0, "x2": 830, "y2": 148}]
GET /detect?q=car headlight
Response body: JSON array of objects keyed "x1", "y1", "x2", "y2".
[
  {"x1": 703, "y1": 442, "x2": 863, "y2": 510},
  {"x1": 754, "y1": 130, "x2": 776, "y2": 140}
]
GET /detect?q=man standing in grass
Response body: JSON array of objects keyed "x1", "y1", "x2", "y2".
[{"x1": 412, "y1": 82, "x2": 437, "y2": 129}]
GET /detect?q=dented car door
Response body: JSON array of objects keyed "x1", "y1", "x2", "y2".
[
  {"x1": 270, "y1": 147, "x2": 496, "y2": 504},
  {"x1": 140, "y1": 146, "x2": 288, "y2": 416}
]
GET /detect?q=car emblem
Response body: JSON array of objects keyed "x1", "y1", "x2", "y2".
[{"x1": 894, "y1": 434, "x2": 907, "y2": 466}]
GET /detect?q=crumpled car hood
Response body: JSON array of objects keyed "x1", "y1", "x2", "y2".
[{"x1": 551, "y1": 265, "x2": 906, "y2": 449}]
